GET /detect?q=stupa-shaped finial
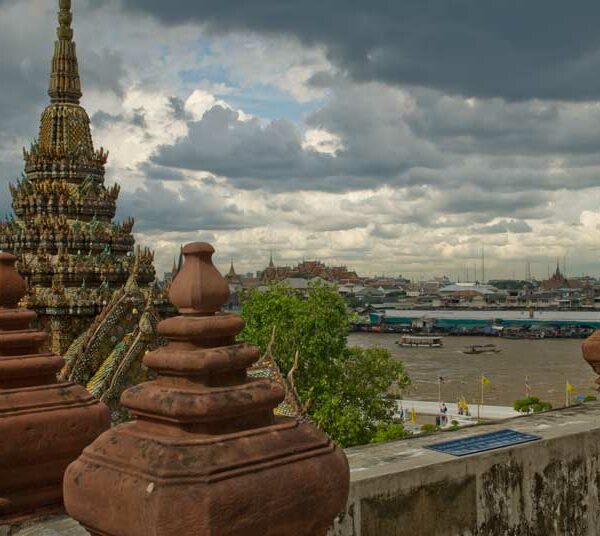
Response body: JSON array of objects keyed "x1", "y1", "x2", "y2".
[
  {"x1": 64, "y1": 242, "x2": 349, "y2": 535},
  {"x1": 0, "y1": 251, "x2": 109, "y2": 522},
  {"x1": 57, "y1": 0, "x2": 74, "y2": 41},
  {"x1": 168, "y1": 242, "x2": 230, "y2": 315},
  {"x1": 49, "y1": 0, "x2": 82, "y2": 104},
  {"x1": 0, "y1": 253, "x2": 26, "y2": 309}
]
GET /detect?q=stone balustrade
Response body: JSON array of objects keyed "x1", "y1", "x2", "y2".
[
  {"x1": 63, "y1": 242, "x2": 350, "y2": 536},
  {"x1": 0, "y1": 253, "x2": 110, "y2": 524}
]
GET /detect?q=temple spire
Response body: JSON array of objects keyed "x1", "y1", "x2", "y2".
[
  {"x1": 227, "y1": 258, "x2": 236, "y2": 277},
  {"x1": 57, "y1": 0, "x2": 73, "y2": 40},
  {"x1": 49, "y1": 0, "x2": 82, "y2": 104}
]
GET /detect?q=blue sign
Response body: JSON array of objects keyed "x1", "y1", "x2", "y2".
[{"x1": 425, "y1": 429, "x2": 542, "y2": 457}]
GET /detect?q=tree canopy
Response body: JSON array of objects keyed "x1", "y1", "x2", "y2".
[
  {"x1": 240, "y1": 281, "x2": 410, "y2": 447},
  {"x1": 513, "y1": 396, "x2": 552, "y2": 414}
]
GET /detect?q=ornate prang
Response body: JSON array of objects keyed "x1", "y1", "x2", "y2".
[
  {"x1": 3, "y1": 0, "x2": 160, "y2": 354},
  {"x1": 64, "y1": 242, "x2": 349, "y2": 536},
  {"x1": 0, "y1": 253, "x2": 110, "y2": 523}
]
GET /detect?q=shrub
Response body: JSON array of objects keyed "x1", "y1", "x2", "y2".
[
  {"x1": 420, "y1": 424, "x2": 441, "y2": 434},
  {"x1": 513, "y1": 396, "x2": 552, "y2": 414}
]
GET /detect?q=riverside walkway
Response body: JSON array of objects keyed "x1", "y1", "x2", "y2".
[{"x1": 397, "y1": 399, "x2": 520, "y2": 421}]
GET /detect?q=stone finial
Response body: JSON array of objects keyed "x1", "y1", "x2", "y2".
[
  {"x1": 57, "y1": 0, "x2": 73, "y2": 41},
  {"x1": 0, "y1": 253, "x2": 26, "y2": 308},
  {"x1": 0, "y1": 252, "x2": 110, "y2": 523},
  {"x1": 168, "y1": 242, "x2": 230, "y2": 314},
  {"x1": 64, "y1": 242, "x2": 349, "y2": 536},
  {"x1": 582, "y1": 330, "x2": 600, "y2": 387}
]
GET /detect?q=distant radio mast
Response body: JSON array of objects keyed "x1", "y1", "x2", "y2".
[{"x1": 481, "y1": 245, "x2": 485, "y2": 283}]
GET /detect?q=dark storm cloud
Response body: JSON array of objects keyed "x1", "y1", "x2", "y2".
[
  {"x1": 407, "y1": 90, "x2": 600, "y2": 156},
  {"x1": 117, "y1": 180, "x2": 260, "y2": 233},
  {"x1": 436, "y1": 190, "x2": 552, "y2": 219},
  {"x1": 0, "y1": 46, "x2": 49, "y2": 138},
  {"x1": 115, "y1": 0, "x2": 600, "y2": 101},
  {"x1": 91, "y1": 111, "x2": 125, "y2": 129},
  {"x1": 153, "y1": 105, "x2": 338, "y2": 188},
  {"x1": 151, "y1": 83, "x2": 600, "y2": 197},
  {"x1": 167, "y1": 97, "x2": 189, "y2": 121},
  {"x1": 92, "y1": 108, "x2": 147, "y2": 129},
  {"x1": 152, "y1": 87, "x2": 445, "y2": 192},
  {"x1": 0, "y1": 157, "x2": 21, "y2": 216},
  {"x1": 371, "y1": 225, "x2": 401, "y2": 240},
  {"x1": 80, "y1": 49, "x2": 126, "y2": 99},
  {"x1": 137, "y1": 162, "x2": 186, "y2": 182}
]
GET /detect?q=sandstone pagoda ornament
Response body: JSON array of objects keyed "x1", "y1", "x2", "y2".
[
  {"x1": 0, "y1": 252, "x2": 110, "y2": 523},
  {"x1": 64, "y1": 242, "x2": 349, "y2": 536}
]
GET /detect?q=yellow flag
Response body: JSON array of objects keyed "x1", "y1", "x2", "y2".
[
  {"x1": 482, "y1": 375, "x2": 490, "y2": 386},
  {"x1": 411, "y1": 406, "x2": 417, "y2": 424},
  {"x1": 566, "y1": 381, "x2": 575, "y2": 393}
]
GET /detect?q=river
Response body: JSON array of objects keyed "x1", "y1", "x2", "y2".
[{"x1": 347, "y1": 333, "x2": 597, "y2": 408}]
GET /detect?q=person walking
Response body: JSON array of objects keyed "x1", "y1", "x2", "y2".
[{"x1": 440, "y1": 402, "x2": 448, "y2": 426}]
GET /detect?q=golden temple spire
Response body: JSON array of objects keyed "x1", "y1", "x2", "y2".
[{"x1": 49, "y1": 0, "x2": 82, "y2": 104}]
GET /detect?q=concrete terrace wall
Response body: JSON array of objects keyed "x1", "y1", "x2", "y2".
[
  {"x1": 330, "y1": 403, "x2": 600, "y2": 536},
  {"x1": 6, "y1": 404, "x2": 600, "y2": 536}
]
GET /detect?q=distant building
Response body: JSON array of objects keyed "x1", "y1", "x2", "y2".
[
  {"x1": 225, "y1": 260, "x2": 244, "y2": 288},
  {"x1": 438, "y1": 283, "x2": 504, "y2": 306},
  {"x1": 541, "y1": 262, "x2": 571, "y2": 290},
  {"x1": 260, "y1": 254, "x2": 361, "y2": 284}
]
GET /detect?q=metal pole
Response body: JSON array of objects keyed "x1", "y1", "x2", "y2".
[
  {"x1": 480, "y1": 373, "x2": 484, "y2": 421},
  {"x1": 478, "y1": 374, "x2": 481, "y2": 421}
]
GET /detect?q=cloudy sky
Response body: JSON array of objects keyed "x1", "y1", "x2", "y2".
[{"x1": 2, "y1": 0, "x2": 600, "y2": 280}]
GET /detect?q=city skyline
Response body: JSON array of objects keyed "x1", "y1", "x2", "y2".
[
  {"x1": 2, "y1": 0, "x2": 600, "y2": 278},
  {"x1": 219, "y1": 251, "x2": 589, "y2": 284}
]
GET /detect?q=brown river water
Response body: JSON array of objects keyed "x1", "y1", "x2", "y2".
[{"x1": 347, "y1": 333, "x2": 597, "y2": 408}]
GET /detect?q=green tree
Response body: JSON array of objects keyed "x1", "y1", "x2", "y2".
[
  {"x1": 513, "y1": 396, "x2": 552, "y2": 414},
  {"x1": 240, "y1": 282, "x2": 410, "y2": 447}
]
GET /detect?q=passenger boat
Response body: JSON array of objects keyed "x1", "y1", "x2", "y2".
[
  {"x1": 462, "y1": 344, "x2": 501, "y2": 355},
  {"x1": 397, "y1": 335, "x2": 443, "y2": 348}
]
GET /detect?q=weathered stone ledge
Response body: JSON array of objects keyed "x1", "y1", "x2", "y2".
[{"x1": 5, "y1": 403, "x2": 600, "y2": 535}]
